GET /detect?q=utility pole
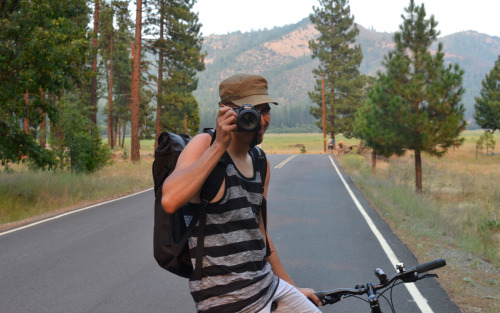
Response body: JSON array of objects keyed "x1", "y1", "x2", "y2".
[{"x1": 322, "y1": 74, "x2": 326, "y2": 153}]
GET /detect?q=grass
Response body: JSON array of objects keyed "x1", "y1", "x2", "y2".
[
  {"x1": 337, "y1": 132, "x2": 500, "y2": 267},
  {"x1": 262, "y1": 132, "x2": 362, "y2": 154},
  {"x1": 0, "y1": 156, "x2": 154, "y2": 228},
  {"x1": 335, "y1": 130, "x2": 500, "y2": 313}
]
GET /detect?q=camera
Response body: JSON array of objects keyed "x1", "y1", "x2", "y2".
[{"x1": 233, "y1": 104, "x2": 261, "y2": 132}]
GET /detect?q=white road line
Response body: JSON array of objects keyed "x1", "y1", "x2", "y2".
[
  {"x1": 274, "y1": 154, "x2": 297, "y2": 169},
  {"x1": 328, "y1": 156, "x2": 434, "y2": 313},
  {"x1": 0, "y1": 188, "x2": 153, "y2": 237}
]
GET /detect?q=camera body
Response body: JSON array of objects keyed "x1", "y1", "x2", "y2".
[{"x1": 233, "y1": 104, "x2": 261, "y2": 132}]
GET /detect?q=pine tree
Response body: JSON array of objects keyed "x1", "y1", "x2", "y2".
[
  {"x1": 145, "y1": 0, "x2": 205, "y2": 143},
  {"x1": 358, "y1": 0, "x2": 466, "y2": 192},
  {"x1": 90, "y1": 0, "x2": 100, "y2": 125},
  {"x1": 354, "y1": 80, "x2": 405, "y2": 172},
  {"x1": 308, "y1": 0, "x2": 364, "y2": 141},
  {"x1": 474, "y1": 55, "x2": 500, "y2": 133},
  {"x1": 112, "y1": 1, "x2": 134, "y2": 148},
  {"x1": 98, "y1": 0, "x2": 133, "y2": 149}
]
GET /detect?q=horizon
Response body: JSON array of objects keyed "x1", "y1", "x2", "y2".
[
  {"x1": 193, "y1": 0, "x2": 500, "y2": 38},
  {"x1": 198, "y1": 15, "x2": 496, "y2": 39}
]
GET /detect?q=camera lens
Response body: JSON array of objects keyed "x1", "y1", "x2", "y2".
[
  {"x1": 239, "y1": 111, "x2": 259, "y2": 131},
  {"x1": 234, "y1": 104, "x2": 261, "y2": 132}
]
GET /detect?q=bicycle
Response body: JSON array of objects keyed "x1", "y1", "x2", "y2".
[{"x1": 312, "y1": 258, "x2": 446, "y2": 313}]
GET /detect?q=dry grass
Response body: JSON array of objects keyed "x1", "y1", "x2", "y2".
[
  {"x1": 0, "y1": 153, "x2": 154, "y2": 230},
  {"x1": 336, "y1": 130, "x2": 500, "y2": 313},
  {"x1": 261, "y1": 132, "x2": 344, "y2": 154}
]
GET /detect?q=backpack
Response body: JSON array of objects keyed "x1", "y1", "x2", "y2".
[{"x1": 153, "y1": 129, "x2": 270, "y2": 280}]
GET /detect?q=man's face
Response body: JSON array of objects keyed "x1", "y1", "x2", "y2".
[
  {"x1": 228, "y1": 103, "x2": 271, "y2": 146},
  {"x1": 253, "y1": 103, "x2": 271, "y2": 145}
]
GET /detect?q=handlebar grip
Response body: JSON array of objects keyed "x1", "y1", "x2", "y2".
[
  {"x1": 414, "y1": 258, "x2": 446, "y2": 273},
  {"x1": 314, "y1": 291, "x2": 325, "y2": 299}
]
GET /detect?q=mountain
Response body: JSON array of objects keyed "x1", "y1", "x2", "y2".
[{"x1": 194, "y1": 17, "x2": 500, "y2": 131}]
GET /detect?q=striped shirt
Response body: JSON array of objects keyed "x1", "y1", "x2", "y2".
[{"x1": 187, "y1": 151, "x2": 278, "y2": 313}]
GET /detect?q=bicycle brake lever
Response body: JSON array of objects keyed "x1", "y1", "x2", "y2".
[
  {"x1": 321, "y1": 294, "x2": 342, "y2": 305},
  {"x1": 417, "y1": 273, "x2": 438, "y2": 281},
  {"x1": 402, "y1": 272, "x2": 419, "y2": 283}
]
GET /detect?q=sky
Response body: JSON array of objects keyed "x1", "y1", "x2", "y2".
[{"x1": 193, "y1": 0, "x2": 500, "y2": 38}]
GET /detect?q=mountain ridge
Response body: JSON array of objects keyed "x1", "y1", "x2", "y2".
[{"x1": 194, "y1": 17, "x2": 500, "y2": 131}]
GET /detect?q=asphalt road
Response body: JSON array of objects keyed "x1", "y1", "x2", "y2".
[{"x1": 0, "y1": 154, "x2": 460, "y2": 313}]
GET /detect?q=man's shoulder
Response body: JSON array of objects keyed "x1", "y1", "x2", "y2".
[
  {"x1": 189, "y1": 132, "x2": 213, "y2": 146},
  {"x1": 179, "y1": 132, "x2": 212, "y2": 159}
]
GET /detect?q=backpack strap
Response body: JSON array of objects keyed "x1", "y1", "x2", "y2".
[
  {"x1": 249, "y1": 146, "x2": 272, "y2": 258},
  {"x1": 192, "y1": 128, "x2": 226, "y2": 281}
]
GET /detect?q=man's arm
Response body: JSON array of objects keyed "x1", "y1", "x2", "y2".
[
  {"x1": 161, "y1": 106, "x2": 236, "y2": 214},
  {"x1": 260, "y1": 159, "x2": 322, "y2": 306}
]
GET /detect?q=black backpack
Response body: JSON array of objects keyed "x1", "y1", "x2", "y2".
[{"x1": 153, "y1": 129, "x2": 270, "y2": 280}]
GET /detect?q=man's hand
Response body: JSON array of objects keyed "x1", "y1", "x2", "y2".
[
  {"x1": 214, "y1": 105, "x2": 237, "y2": 149},
  {"x1": 297, "y1": 287, "x2": 322, "y2": 307}
]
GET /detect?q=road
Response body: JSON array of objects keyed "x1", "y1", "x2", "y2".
[{"x1": 0, "y1": 155, "x2": 460, "y2": 313}]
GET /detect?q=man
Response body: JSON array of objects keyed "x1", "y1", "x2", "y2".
[
  {"x1": 328, "y1": 138, "x2": 335, "y2": 155},
  {"x1": 162, "y1": 73, "x2": 321, "y2": 312}
]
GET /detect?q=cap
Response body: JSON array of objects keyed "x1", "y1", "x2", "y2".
[{"x1": 218, "y1": 73, "x2": 278, "y2": 107}]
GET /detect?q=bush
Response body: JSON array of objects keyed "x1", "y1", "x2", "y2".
[{"x1": 50, "y1": 95, "x2": 112, "y2": 173}]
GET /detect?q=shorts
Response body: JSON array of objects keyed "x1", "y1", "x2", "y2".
[{"x1": 256, "y1": 279, "x2": 321, "y2": 313}]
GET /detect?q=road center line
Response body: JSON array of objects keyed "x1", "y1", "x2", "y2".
[
  {"x1": 0, "y1": 188, "x2": 153, "y2": 237},
  {"x1": 328, "y1": 156, "x2": 434, "y2": 313},
  {"x1": 274, "y1": 154, "x2": 297, "y2": 169}
]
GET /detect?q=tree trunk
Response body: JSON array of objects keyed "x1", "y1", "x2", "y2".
[
  {"x1": 108, "y1": 29, "x2": 114, "y2": 149},
  {"x1": 130, "y1": 0, "x2": 142, "y2": 162},
  {"x1": 23, "y1": 91, "x2": 29, "y2": 134},
  {"x1": 371, "y1": 149, "x2": 376, "y2": 173},
  {"x1": 155, "y1": 3, "x2": 164, "y2": 150},
  {"x1": 117, "y1": 117, "x2": 121, "y2": 147},
  {"x1": 114, "y1": 116, "x2": 118, "y2": 147},
  {"x1": 122, "y1": 117, "x2": 126, "y2": 148},
  {"x1": 329, "y1": 19, "x2": 335, "y2": 140},
  {"x1": 39, "y1": 89, "x2": 46, "y2": 148},
  {"x1": 39, "y1": 111, "x2": 46, "y2": 148},
  {"x1": 415, "y1": 149, "x2": 422, "y2": 193},
  {"x1": 90, "y1": 0, "x2": 99, "y2": 125}
]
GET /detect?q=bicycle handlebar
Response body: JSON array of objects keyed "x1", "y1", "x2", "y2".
[
  {"x1": 412, "y1": 258, "x2": 446, "y2": 274},
  {"x1": 315, "y1": 258, "x2": 446, "y2": 306}
]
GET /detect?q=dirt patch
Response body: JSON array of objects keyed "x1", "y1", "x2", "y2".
[
  {"x1": 394, "y1": 230, "x2": 499, "y2": 313},
  {"x1": 264, "y1": 24, "x2": 317, "y2": 58}
]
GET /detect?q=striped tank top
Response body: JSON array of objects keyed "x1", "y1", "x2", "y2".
[{"x1": 187, "y1": 151, "x2": 278, "y2": 313}]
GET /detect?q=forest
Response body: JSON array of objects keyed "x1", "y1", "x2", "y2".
[{"x1": 1, "y1": 0, "x2": 499, "y2": 171}]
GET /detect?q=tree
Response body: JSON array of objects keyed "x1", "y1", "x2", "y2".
[
  {"x1": 99, "y1": 2, "x2": 115, "y2": 148},
  {"x1": 474, "y1": 55, "x2": 500, "y2": 133},
  {"x1": 308, "y1": 0, "x2": 364, "y2": 141},
  {"x1": 130, "y1": 0, "x2": 143, "y2": 162},
  {"x1": 98, "y1": 0, "x2": 133, "y2": 149},
  {"x1": 111, "y1": 1, "x2": 133, "y2": 148},
  {"x1": 90, "y1": 0, "x2": 100, "y2": 125},
  {"x1": 0, "y1": 0, "x2": 90, "y2": 169},
  {"x1": 476, "y1": 131, "x2": 495, "y2": 158},
  {"x1": 357, "y1": 0, "x2": 466, "y2": 192},
  {"x1": 353, "y1": 82, "x2": 405, "y2": 172},
  {"x1": 50, "y1": 94, "x2": 111, "y2": 173},
  {"x1": 144, "y1": 0, "x2": 205, "y2": 143}
]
